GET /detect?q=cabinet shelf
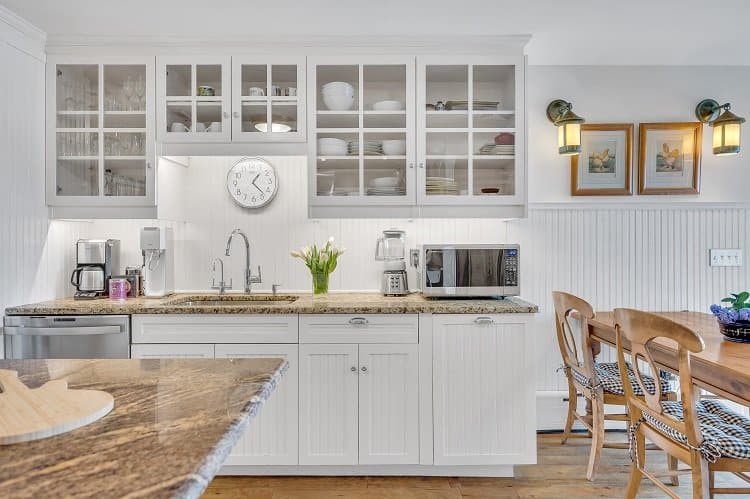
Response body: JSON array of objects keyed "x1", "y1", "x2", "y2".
[
  {"x1": 57, "y1": 110, "x2": 98, "y2": 116},
  {"x1": 104, "y1": 110, "x2": 146, "y2": 115},
  {"x1": 104, "y1": 156, "x2": 146, "y2": 160},
  {"x1": 57, "y1": 156, "x2": 98, "y2": 161}
]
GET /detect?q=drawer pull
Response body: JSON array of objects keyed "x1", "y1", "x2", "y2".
[
  {"x1": 348, "y1": 317, "x2": 369, "y2": 326},
  {"x1": 474, "y1": 316, "x2": 494, "y2": 325}
]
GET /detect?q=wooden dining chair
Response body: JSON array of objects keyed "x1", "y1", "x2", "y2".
[
  {"x1": 552, "y1": 292, "x2": 678, "y2": 481},
  {"x1": 615, "y1": 308, "x2": 750, "y2": 498}
]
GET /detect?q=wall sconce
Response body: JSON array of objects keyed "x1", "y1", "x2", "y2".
[
  {"x1": 546, "y1": 99, "x2": 586, "y2": 156},
  {"x1": 695, "y1": 99, "x2": 746, "y2": 156}
]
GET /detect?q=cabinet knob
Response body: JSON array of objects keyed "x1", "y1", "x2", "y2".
[
  {"x1": 408, "y1": 162, "x2": 414, "y2": 169},
  {"x1": 223, "y1": 111, "x2": 229, "y2": 119},
  {"x1": 233, "y1": 111, "x2": 240, "y2": 119},
  {"x1": 360, "y1": 366, "x2": 368, "y2": 373},
  {"x1": 350, "y1": 366, "x2": 358, "y2": 373},
  {"x1": 418, "y1": 162, "x2": 424, "y2": 169}
]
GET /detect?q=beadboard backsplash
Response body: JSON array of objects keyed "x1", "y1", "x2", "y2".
[{"x1": 55, "y1": 156, "x2": 749, "y2": 392}]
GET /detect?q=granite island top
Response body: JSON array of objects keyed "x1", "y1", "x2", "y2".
[
  {"x1": 0, "y1": 358, "x2": 287, "y2": 499},
  {"x1": 5, "y1": 292, "x2": 538, "y2": 315}
]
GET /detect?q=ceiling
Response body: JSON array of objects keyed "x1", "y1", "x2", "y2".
[{"x1": 3, "y1": 0, "x2": 749, "y2": 65}]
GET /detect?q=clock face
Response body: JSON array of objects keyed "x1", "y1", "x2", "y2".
[{"x1": 226, "y1": 157, "x2": 278, "y2": 208}]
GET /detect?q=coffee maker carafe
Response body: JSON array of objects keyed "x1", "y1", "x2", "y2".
[
  {"x1": 375, "y1": 228, "x2": 408, "y2": 296},
  {"x1": 70, "y1": 239, "x2": 120, "y2": 299}
]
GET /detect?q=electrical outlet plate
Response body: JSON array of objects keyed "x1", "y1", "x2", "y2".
[{"x1": 709, "y1": 249, "x2": 743, "y2": 267}]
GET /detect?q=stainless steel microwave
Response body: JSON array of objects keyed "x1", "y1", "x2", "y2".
[{"x1": 421, "y1": 244, "x2": 520, "y2": 297}]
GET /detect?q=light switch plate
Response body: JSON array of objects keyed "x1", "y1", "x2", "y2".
[{"x1": 709, "y1": 249, "x2": 743, "y2": 267}]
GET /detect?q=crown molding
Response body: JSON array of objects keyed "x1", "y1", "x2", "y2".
[
  {"x1": 46, "y1": 34, "x2": 531, "y2": 55},
  {"x1": 0, "y1": 4, "x2": 46, "y2": 61},
  {"x1": 528, "y1": 201, "x2": 750, "y2": 211}
]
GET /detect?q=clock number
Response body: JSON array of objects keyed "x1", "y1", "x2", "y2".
[
  {"x1": 236, "y1": 189, "x2": 241, "y2": 195},
  {"x1": 260, "y1": 194, "x2": 265, "y2": 200},
  {"x1": 235, "y1": 172, "x2": 241, "y2": 179},
  {"x1": 252, "y1": 196, "x2": 256, "y2": 203}
]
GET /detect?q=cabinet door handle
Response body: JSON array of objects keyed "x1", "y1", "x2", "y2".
[
  {"x1": 223, "y1": 111, "x2": 229, "y2": 119},
  {"x1": 233, "y1": 111, "x2": 240, "y2": 119},
  {"x1": 350, "y1": 366, "x2": 358, "y2": 373},
  {"x1": 360, "y1": 366, "x2": 368, "y2": 373},
  {"x1": 474, "y1": 316, "x2": 494, "y2": 325},
  {"x1": 348, "y1": 317, "x2": 369, "y2": 326},
  {"x1": 418, "y1": 162, "x2": 424, "y2": 169},
  {"x1": 147, "y1": 161, "x2": 152, "y2": 169},
  {"x1": 408, "y1": 162, "x2": 414, "y2": 169}
]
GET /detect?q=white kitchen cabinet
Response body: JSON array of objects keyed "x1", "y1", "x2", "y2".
[
  {"x1": 298, "y1": 343, "x2": 359, "y2": 465},
  {"x1": 308, "y1": 56, "x2": 416, "y2": 216},
  {"x1": 46, "y1": 56, "x2": 156, "y2": 217},
  {"x1": 157, "y1": 56, "x2": 232, "y2": 143},
  {"x1": 215, "y1": 344, "x2": 299, "y2": 466},
  {"x1": 130, "y1": 343, "x2": 214, "y2": 358},
  {"x1": 358, "y1": 344, "x2": 419, "y2": 465},
  {"x1": 131, "y1": 314, "x2": 298, "y2": 344},
  {"x1": 157, "y1": 56, "x2": 306, "y2": 144},
  {"x1": 298, "y1": 342, "x2": 419, "y2": 466},
  {"x1": 432, "y1": 314, "x2": 536, "y2": 465},
  {"x1": 231, "y1": 57, "x2": 306, "y2": 142}
]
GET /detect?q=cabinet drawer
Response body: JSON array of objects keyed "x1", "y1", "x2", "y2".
[
  {"x1": 131, "y1": 314, "x2": 298, "y2": 344},
  {"x1": 299, "y1": 314, "x2": 418, "y2": 344}
]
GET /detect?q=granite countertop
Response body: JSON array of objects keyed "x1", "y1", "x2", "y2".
[
  {"x1": 4, "y1": 292, "x2": 538, "y2": 315},
  {"x1": 0, "y1": 358, "x2": 286, "y2": 499}
]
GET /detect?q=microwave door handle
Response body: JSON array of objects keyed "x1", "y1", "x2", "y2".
[{"x1": 3, "y1": 326, "x2": 122, "y2": 336}]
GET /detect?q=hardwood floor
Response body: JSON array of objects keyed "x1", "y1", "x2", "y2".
[{"x1": 204, "y1": 432, "x2": 746, "y2": 498}]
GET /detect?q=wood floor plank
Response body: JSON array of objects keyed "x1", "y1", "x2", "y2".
[{"x1": 204, "y1": 433, "x2": 749, "y2": 498}]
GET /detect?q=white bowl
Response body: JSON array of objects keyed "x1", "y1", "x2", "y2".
[
  {"x1": 370, "y1": 176, "x2": 401, "y2": 188},
  {"x1": 318, "y1": 138, "x2": 348, "y2": 156},
  {"x1": 323, "y1": 93, "x2": 355, "y2": 111},
  {"x1": 322, "y1": 81, "x2": 354, "y2": 92},
  {"x1": 381, "y1": 139, "x2": 406, "y2": 156},
  {"x1": 373, "y1": 100, "x2": 404, "y2": 111}
]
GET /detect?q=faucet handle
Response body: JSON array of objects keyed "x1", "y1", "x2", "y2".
[{"x1": 272, "y1": 283, "x2": 281, "y2": 295}]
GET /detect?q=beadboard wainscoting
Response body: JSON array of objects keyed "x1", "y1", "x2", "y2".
[{"x1": 53, "y1": 157, "x2": 750, "y2": 422}]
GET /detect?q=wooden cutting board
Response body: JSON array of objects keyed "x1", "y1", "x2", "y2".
[{"x1": 0, "y1": 369, "x2": 114, "y2": 444}]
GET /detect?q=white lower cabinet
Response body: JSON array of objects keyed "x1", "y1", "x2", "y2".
[
  {"x1": 130, "y1": 343, "x2": 214, "y2": 358},
  {"x1": 298, "y1": 343, "x2": 419, "y2": 466},
  {"x1": 431, "y1": 315, "x2": 536, "y2": 465},
  {"x1": 215, "y1": 344, "x2": 299, "y2": 465}
]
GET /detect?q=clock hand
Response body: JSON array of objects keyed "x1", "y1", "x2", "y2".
[{"x1": 251, "y1": 174, "x2": 263, "y2": 193}]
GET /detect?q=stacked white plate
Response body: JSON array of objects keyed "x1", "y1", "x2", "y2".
[
  {"x1": 444, "y1": 100, "x2": 500, "y2": 111},
  {"x1": 318, "y1": 138, "x2": 348, "y2": 156},
  {"x1": 479, "y1": 144, "x2": 515, "y2": 156},
  {"x1": 426, "y1": 176, "x2": 459, "y2": 195},
  {"x1": 367, "y1": 176, "x2": 405, "y2": 196},
  {"x1": 348, "y1": 140, "x2": 383, "y2": 156},
  {"x1": 322, "y1": 81, "x2": 355, "y2": 111}
]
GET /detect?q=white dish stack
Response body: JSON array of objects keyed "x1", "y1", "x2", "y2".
[{"x1": 322, "y1": 81, "x2": 355, "y2": 111}]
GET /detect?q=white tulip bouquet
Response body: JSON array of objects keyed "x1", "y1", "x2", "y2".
[{"x1": 291, "y1": 237, "x2": 346, "y2": 294}]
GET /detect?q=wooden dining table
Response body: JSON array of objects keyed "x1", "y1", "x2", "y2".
[{"x1": 588, "y1": 311, "x2": 750, "y2": 407}]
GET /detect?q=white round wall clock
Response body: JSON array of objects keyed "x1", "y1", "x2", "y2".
[{"x1": 226, "y1": 157, "x2": 278, "y2": 208}]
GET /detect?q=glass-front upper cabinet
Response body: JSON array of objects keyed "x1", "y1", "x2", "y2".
[
  {"x1": 47, "y1": 56, "x2": 155, "y2": 208},
  {"x1": 417, "y1": 56, "x2": 524, "y2": 206},
  {"x1": 308, "y1": 56, "x2": 415, "y2": 208},
  {"x1": 156, "y1": 56, "x2": 231, "y2": 142},
  {"x1": 231, "y1": 57, "x2": 306, "y2": 142}
]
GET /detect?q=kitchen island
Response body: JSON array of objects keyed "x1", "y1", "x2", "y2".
[{"x1": 0, "y1": 358, "x2": 287, "y2": 499}]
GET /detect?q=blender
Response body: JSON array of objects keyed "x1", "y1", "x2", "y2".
[{"x1": 375, "y1": 228, "x2": 409, "y2": 296}]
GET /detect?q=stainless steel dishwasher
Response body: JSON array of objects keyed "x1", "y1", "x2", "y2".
[{"x1": 3, "y1": 315, "x2": 130, "y2": 359}]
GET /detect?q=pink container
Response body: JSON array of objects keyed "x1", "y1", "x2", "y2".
[{"x1": 108, "y1": 277, "x2": 131, "y2": 300}]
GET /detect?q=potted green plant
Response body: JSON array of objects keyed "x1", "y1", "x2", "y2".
[
  {"x1": 291, "y1": 237, "x2": 345, "y2": 295},
  {"x1": 710, "y1": 292, "x2": 750, "y2": 343}
]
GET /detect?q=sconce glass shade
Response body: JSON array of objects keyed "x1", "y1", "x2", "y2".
[
  {"x1": 547, "y1": 99, "x2": 585, "y2": 156},
  {"x1": 696, "y1": 99, "x2": 745, "y2": 156},
  {"x1": 711, "y1": 109, "x2": 745, "y2": 156}
]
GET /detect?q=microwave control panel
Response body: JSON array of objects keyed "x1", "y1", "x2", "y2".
[{"x1": 504, "y1": 249, "x2": 518, "y2": 286}]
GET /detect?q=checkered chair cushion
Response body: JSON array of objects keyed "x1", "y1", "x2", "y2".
[
  {"x1": 641, "y1": 399, "x2": 750, "y2": 462},
  {"x1": 571, "y1": 362, "x2": 674, "y2": 396}
]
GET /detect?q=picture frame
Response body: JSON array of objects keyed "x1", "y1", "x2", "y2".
[
  {"x1": 571, "y1": 123, "x2": 633, "y2": 196},
  {"x1": 638, "y1": 122, "x2": 702, "y2": 195}
]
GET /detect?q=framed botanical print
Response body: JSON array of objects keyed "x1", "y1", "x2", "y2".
[
  {"x1": 571, "y1": 123, "x2": 633, "y2": 196},
  {"x1": 638, "y1": 122, "x2": 702, "y2": 195}
]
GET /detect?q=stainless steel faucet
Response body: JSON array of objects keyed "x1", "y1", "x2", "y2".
[{"x1": 225, "y1": 228, "x2": 262, "y2": 293}]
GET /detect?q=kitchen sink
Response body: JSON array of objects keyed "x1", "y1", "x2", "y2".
[{"x1": 165, "y1": 295, "x2": 299, "y2": 307}]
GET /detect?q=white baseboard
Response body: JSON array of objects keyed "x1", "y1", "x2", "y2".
[
  {"x1": 219, "y1": 464, "x2": 514, "y2": 477},
  {"x1": 536, "y1": 390, "x2": 628, "y2": 432}
]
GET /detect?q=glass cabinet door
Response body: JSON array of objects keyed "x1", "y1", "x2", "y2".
[
  {"x1": 418, "y1": 58, "x2": 522, "y2": 205},
  {"x1": 50, "y1": 58, "x2": 155, "y2": 207},
  {"x1": 55, "y1": 64, "x2": 100, "y2": 197},
  {"x1": 311, "y1": 57, "x2": 414, "y2": 206},
  {"x1": 232, "y1": 57, "x2": 305, "y2": 142},
  {"x1": 157, "y1": 57, "x2": 231, "y2": 142}
]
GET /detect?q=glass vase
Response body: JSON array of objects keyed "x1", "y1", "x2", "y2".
[{"x1": 312, "y1": 271, "x2": 330, "y2": 295}]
